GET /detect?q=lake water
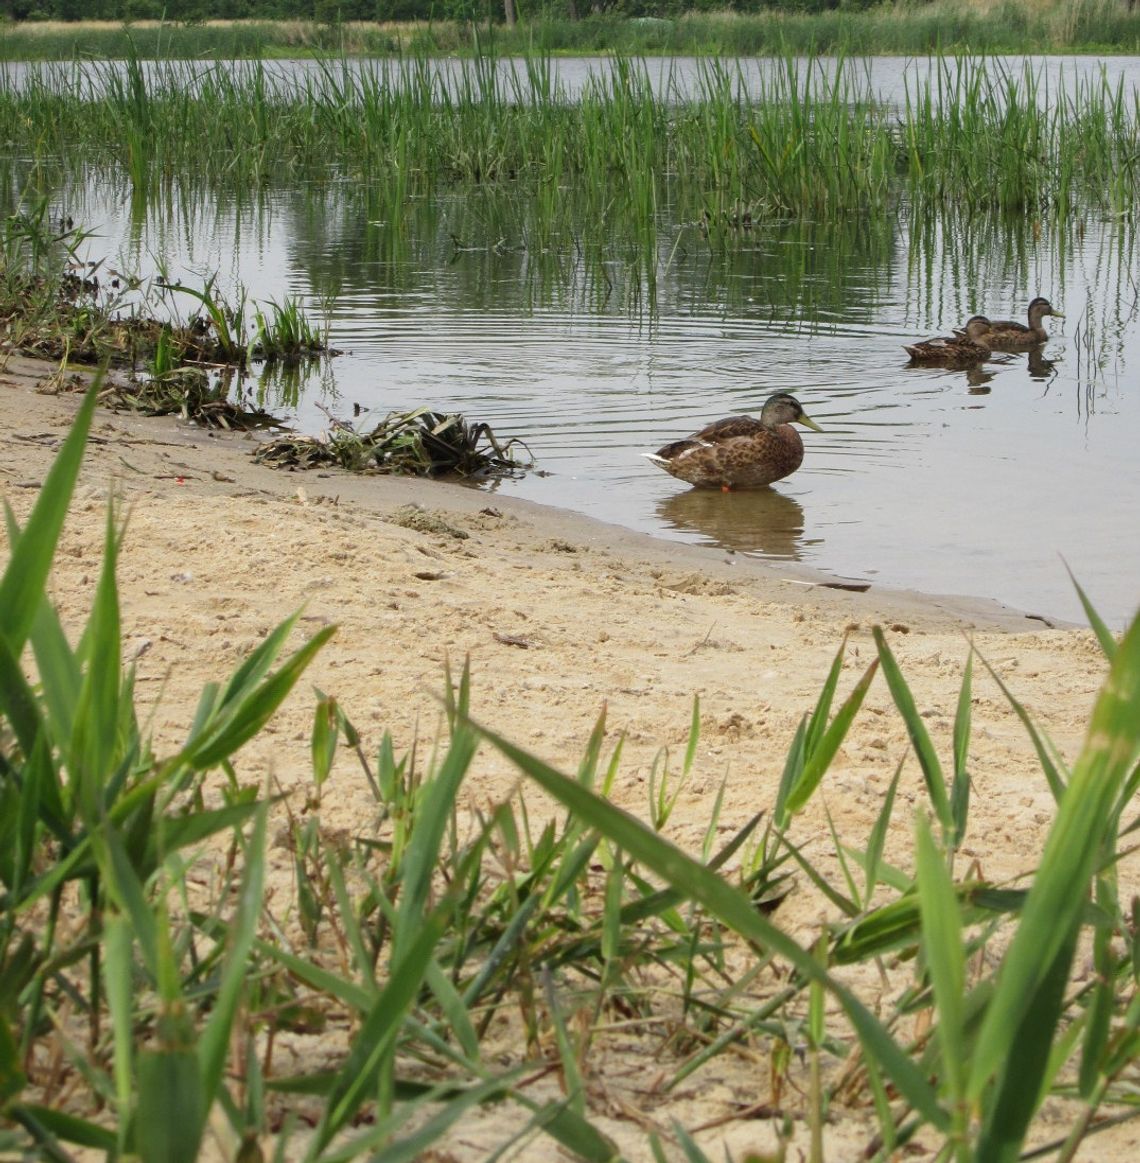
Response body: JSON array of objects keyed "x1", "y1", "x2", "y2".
[{"x1": 3, "y1": 56, "x2": 1138, "y2": 629}]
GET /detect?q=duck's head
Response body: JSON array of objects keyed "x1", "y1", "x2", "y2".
[
  {"x1": 761, "y1": 392, "x2": 823, "y2": 433},
  {"x1": 1028, "y1": 296, "x2": 1063, "y2": 321},
  {"x1": 962, "y1": 315, "x2": 992, "y2": 340}
]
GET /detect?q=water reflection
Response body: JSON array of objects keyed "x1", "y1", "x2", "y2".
[
  {"x1": 966, "y1": 365, "x2": 995, "y2": 394},
  {"x1": 1, "y1": 119, "x2": 1138, "y2": 624},
  {"x1": 1026, "y1": 346, "x2": 1057, "y2": 382},
  {"x1": 656, "y1": 487, "x2": 806, "y2": 560}
]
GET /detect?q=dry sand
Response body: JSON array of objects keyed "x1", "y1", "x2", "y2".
[{"x1": 1, "y1": 353, "x2": 1133, "y2": 1160}]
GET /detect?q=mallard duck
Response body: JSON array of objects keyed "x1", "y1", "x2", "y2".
[
  {"x1": 904, "y1": 316, "x2": 992, "y2": 368},
  {"x1": 643, "y1": 392, "x2": 822, "y2": 490},
  {"x1": 963, "y1": 297, "x2": 1063, "y2": 349}
]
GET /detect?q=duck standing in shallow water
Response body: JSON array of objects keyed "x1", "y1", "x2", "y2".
[
  {"x1": 905, "y1": 316, "x2": 993, "y2": 368},
  {"x1": 967, "y1": 297, "x2": 1064, "y2": 349},
  {"x1": 643, "y1": 391, "x2": 822, "y2": 490}
]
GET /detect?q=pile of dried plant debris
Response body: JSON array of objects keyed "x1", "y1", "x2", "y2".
[
  {"x1": 253, "y1": 407, "x2": 533, "y2": 480},
  {"x1": 95, "y1": 367, "x2": 282, "y2": 431}
]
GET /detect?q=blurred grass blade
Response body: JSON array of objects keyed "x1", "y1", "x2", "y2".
[
  {"x1": 103, "y1": 916, "x2": 134, "y2": 1157},
  {"x1": 915, "y1": 815, "x2": 966, "y2": 1107},
  {"x1": 971, "y1": 609, "x2": 1140, "y2": 1154},
  {"x1": 198, "y1": 803, "x2": 267, "y2": 1104},
  {"x1": 1064, "y1": 566, "x2": 1116, "y2": 660},
  {"x1": 365, "y1": 1075, "x2": 521, "y2": 1163},
  {"x1": 950, "y1": 652, "x2": 974, "y2": 847},
  {"x1": 513, "y1": 1093, "x2": 624, "y2": 1161}
]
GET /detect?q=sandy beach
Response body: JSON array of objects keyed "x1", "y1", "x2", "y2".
[{"x1": 1, "y1": 352, "x2": 1131, "y2": 1160}]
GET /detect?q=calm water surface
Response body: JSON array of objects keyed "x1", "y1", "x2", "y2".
[{"x1": 4, "y1": 57, "x2": 1138, "y2": 628}]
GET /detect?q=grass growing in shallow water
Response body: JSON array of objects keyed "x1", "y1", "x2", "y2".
[{"x1": 1, "y1": 52, "x2": 1137, "y2": 222}]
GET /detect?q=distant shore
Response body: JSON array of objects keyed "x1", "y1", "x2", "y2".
[{"x1": 2, "y1": 2, "x2": 1139, "y2": 61}]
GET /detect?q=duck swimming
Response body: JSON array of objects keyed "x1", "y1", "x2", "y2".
[
  {"x1": 904, "y1": 316, "x2": 993, "y2": 368},
  {"x1": 964, "y1": 297, "x2": 1063, "y2": 349},
  {"x1": 643, "y1": 391, "x2": 822, "y2": 490}
]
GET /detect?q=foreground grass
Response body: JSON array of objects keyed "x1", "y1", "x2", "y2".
[
  {"x1": 2, "y1": 0, "x2": 1140, "y2": 59},
  {"x1": 3, "y1": 373, "x2": 1140, "y2": 1160},
  {"x1": 3, "y1": 164, "x2": 1140, "y2": 1163}
]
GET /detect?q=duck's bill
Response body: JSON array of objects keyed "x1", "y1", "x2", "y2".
[
  {"x1": 1051, "y1": 309, "x2": 1066, "y2": 317},
  {"x1": 799, "y1": 414, "x2": 824, "y2": 433}
]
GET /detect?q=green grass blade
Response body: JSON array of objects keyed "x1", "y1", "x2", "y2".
[
  {"x1": 7, "y1": 1105, "x2": 116, "y2": 1154},
  {"x1": 864, "y1": 759, "x2": 904, "y2": 905},
  {"x1": 976, "y1": 930, "x2": 1078, "y2": 1163},
  {"x1": 393, "y1": 726, "x2": 477, "y2": 961},
  {"x1": 252, "y1": 940, "x2": 372, "y2": 1014},
  {"x1": 874, "y1": 627, "x2": 951, "y2": 834},
  {"x1": 309, "y1": 901, "x2": 454, "y2": 1156},
  {"x1": 512, "y1": 1094, "x2": 624, "y2": 1162},
  {"x1": 1065, "y1": 566, "x2": 1117, "y2": 660},
  {"x1": 773, "y1": 714, "x2": 808, "y2": 829},
  {"x1": 978, "y1": 651, "x2": 1068, "y2": 802},
  {"x1": 477, "y1": 718, "x2": 947, "y2": 1129},
  {"x1": 971, "y1": 610, "x2": 1140, "y2": 1133},
  {"x1": 915, "y1": 815, "x2": 966, "y2": 1106},
  {"x1": 30, "y1": 596, "x2": 82, "y2": 749},
  {"x1": 364, "y1": 1076, "x2": 522, "y2": 1163},
  {"x1": 0, "y1": 380, "x2": 98, "y2": 654},
  {"x1": 805, "y1": 635, "x2": 847, "y2": 755},
  {"x1": 0, "y1": 631, "x2": 43, "y2": 760},
  {"x1": 784, "y1": 658, "x2": 879, "y2": 817},
  {"x1": 198, "y1": 803, "x2": 267, "y2": 1105},
  {"x1": 181, "y1": 625, "x2": 336, "y2": 770},
  {"x1": 69, "y1": 507, "x2": 124, "y2": 824},
  {"x1": 950, "y1": 652, "x2": 974, "y2": 847},
  {"x1": 103, "y1": 915, "x2": 135, "y2": 1158}
]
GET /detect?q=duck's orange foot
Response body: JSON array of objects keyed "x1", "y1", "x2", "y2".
[{"x1": 721, "y1": 483, "x2": 733, "y2": 493}]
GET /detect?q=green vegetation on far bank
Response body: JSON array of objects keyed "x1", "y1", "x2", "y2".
[{"x1": 2, "y1": 0, "x2": 1140, "y2": 60}]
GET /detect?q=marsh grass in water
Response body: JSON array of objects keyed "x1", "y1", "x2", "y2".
[
  {"x1": 1, "y1": 50, "x2": 1137, "y2": 227},
  {"x1": 3, "y1": 380, "x2": 1140, "y2": 1158},
  {"x1": 0, "y1": 203, "x2": 337, "y2": 426}
]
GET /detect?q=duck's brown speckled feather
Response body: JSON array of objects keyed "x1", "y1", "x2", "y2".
[
  {"x1": 645, "y1": 392, "x2": 820, "y2": 490},
  {"x1": 904, "y1": 336, "x2": 990, "y2": 368},
  {"x1": 971, "y1": 297, "x2": 1062, "y2": 350},
  {"x1": 652, "y1": 423, "x2": 804, "y2": 489}
]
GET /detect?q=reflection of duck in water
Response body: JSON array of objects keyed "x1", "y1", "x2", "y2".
[
  {"x1": 904, "y1": 316, "x2": 992, "y2": 368},
  {"x1": 657, "y1": 486, "x2": 806, "y2": 560},
  {"x1": 962, "y1": 297, "x2": 1064, "y2": 350},
  {"x1": 642, "y1": 392, "x2": 822, "y2": 491},
  {"x1": 1027, "y1": 345, "x2": 1057, "y2": 381}
]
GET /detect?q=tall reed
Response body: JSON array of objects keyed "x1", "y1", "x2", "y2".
[{"x1": 1, "y1": 51, "x2": 1135, "y2": 225}]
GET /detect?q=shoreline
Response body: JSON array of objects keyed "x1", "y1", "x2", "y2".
[
  {"x1": 1, "y1": 351, "x2": 1125, "y2": 1159},
  {"x1": 1, "y1": 352, "x2": 1055, "y2": 633}
]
